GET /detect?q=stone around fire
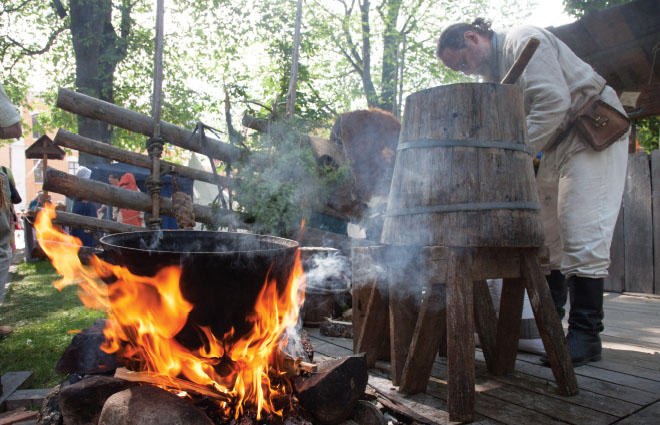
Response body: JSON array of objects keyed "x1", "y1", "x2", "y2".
[
  {"x1": 98, "y1": 385, "x2": 214, "y2": 425},
  {"x1": 59, "y1": 375, "x2": 139, "y2": 425}
]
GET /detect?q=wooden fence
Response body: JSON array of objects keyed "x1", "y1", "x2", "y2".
[{"x1": 605, "y1": 151, "x2": 659, "y2": 294}]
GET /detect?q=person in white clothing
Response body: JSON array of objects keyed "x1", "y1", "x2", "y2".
[
  {"x1": 436, "y1": 19, "x2": 630, "y2": 366},
  {"x1": 0, "y1": 83, "x2": 21, "y2": 340}
]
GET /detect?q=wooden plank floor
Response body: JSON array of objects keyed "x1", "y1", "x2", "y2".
[{"x1": 306, "y1": 292, "x2": 660, "y2": 424}]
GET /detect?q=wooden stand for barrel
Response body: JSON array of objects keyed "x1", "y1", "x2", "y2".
[{"x1": 378, "y1": 83, "x2": 577, "y2": 422}]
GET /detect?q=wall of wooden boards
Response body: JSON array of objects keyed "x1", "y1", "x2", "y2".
[{"x1": 604, "y1": 151, "x2": 658, "y2": 294}]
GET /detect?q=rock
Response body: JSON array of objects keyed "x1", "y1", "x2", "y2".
[
  {"x1": 350, "y1": 400, "x2": 386, "y2": 425},
  {"x1": 59, "y1": 375, "x2": 139, "y2": 425},
  {"x1": 320, "y1": 319, "x2": 353, "y2": 339},
  {"x1": 98, "y1": 385, "x2": 214, "y2": 425},
  {"x1": 300, "y1": 329, "x2": 314, "y2": 361},
  {"x1": 55, "y1": 320, "x2": 123, "y2": 375},
  {"x1": 294, "y1": 354, "x2": 368, "y2": 425},
  {"x1": 36, "y1": 386, "x2": 62, "y2": 425},
  {"x1": 282, "y1": 413, "x2": 314, "y2": 425}
]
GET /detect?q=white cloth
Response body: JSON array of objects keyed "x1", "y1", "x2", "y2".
[
  {"x1": 537, "y1": 87, "x2": 628, "y2": 277},
  {"x1": 492, "y1": 26, "x2": 606, "y2": 161},
  {"x1": 76, "y1": 166, "x2": 92, "y2": 179},
  {"x1": 492, "y1": 27, "x2": 629, "y2": 278},
  {"x1": 0, "y1": 84, "x2": 20, "y2": 128}
]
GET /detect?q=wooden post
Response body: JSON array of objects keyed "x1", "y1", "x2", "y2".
[
  {"x1": 520, "y1": 250, "x2": 578, "y2": 397},
  {"x1": 399, "y1": 246, "x2": 447, "y2": 394},
  {"x1": 41, "y1": 208, "x2": 142, "y2": 234},
  {"x1": 56, "y1": 88, "x2": 241, "y2": 163},
  {"x1": 42, "y1": 137, "x2": 49, "y2": 199},
  {"x1": 492, "y1": 277, "x2": 525, "y2": 375},
  {"x1": 351, "y1": 246, "x2": 390, "y2": 366},
  {"x1": 42, "y1": 167, "x2": 230, "y2": 226},
  {"x1": 54, "y1": 129, "x2": 231, "y2": 187},
  {"x1": 286, "y1": 0, "x2": 303, "y2": 118},
  {"x1": 446, "y1": 247, "x2": 475, "y2": 423},
  {"x1": 147, "y1": 0, "x2": 166, "y2": 229}
]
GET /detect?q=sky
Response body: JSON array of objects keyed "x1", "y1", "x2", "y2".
[{"x1": 525, "y1": 0, "x2": 575, "y2": 27}]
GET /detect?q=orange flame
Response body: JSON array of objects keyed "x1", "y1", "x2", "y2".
[{"x1": 35, "y1": 204, "x2": 306, "y2": 419}]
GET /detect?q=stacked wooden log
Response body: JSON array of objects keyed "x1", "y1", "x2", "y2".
[{"x1": 40, "y1": 88, "x2": 249, "y2": 234}]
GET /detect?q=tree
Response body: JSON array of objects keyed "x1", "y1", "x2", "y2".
[
  {"x1": 304, "y1": 0, "x2": 533, "y2": 117},
  {"x1": 69, "y1": 0, "x2": 133, "y2": 165},
  {"x1": 562, "y1": 0, "x2": 630, "y2": 17}
]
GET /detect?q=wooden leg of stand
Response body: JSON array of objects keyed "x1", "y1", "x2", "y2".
[
  {"x1": 389, "y1": 246, "x2": 422, "y2": 386},
  {"x1": 447, "y1": 247, "x2": 475, "y2": 422},
  {"x1": 400, "y1": 284, "x2": 446, "y2": 393},
  {"x1": 353, "y1": 247, "x2": 391, "y2": 367},
  {"x1": 493, "y1": 277, "x2": 525, "y2": 375},
  {"x1": 473, "y1": 279, "x2": 498, "y2": 372},
  {"x1": 356, "y1": 276, "x2": 390, "y2": 367},
  {"x1": 520, "y1": 250, "x2": 579, "y2": 396},
  {"x1": 400, "y1": 246, "x2": 448, "y2": 394}
]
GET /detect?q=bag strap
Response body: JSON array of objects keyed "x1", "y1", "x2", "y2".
[{"x1": 546, "y1": 93, "x2": 604, "y2": 151}]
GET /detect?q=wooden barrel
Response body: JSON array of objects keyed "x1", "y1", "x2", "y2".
[{"x1": 381, "y1": 83, "x2": 544, "y2": 247}]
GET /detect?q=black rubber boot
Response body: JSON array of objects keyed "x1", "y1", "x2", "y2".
[
  {"x1": 565, "y1": 276, "x2": 604, "y2": 366},
  {"x1": 541, "y1": 276, "x2": 604, "y2": 367},
  {"x1": 547, "y1": 270, "x2": 567, "y2": 320}
]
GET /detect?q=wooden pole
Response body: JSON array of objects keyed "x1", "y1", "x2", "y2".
[
  {"x1": 42, "y1": 136, "x2": 49, "y2": 199},
  {"x1": 41, "y1": 208, "x2": 142, "y2": 234},
  {"x1": 500, "y1": 38, "x2": 540, "y2": 85},
  {"x1": 286, "y1": 0, "x2": 304, "y2": 118},
  {"x1": 42, "y1": 167, "x2": 230, "y2": 226},
  {"x1": 147, "y1": 0, "x2": 166, "y2": 229},
  {"x1": 54, "y1": 129, "x2": 232, "y2": 187},
  {"x1": 56, "y1": 88, "x2": 241, "y2": 163}
]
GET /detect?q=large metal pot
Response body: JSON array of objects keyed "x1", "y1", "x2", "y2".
[{"x1": 99, "y1": 230, "x2": 299, "y2": 350}]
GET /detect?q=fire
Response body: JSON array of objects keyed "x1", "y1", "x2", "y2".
[{"x1": 35, "y1": 204, "x2": 306, "y2": 419}]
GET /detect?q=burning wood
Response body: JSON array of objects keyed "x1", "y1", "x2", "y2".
[
  {"x1": 294, "y1": 354, "x2": 368, "y2": 425},
  {"x1": 33, "y1": 205, "x2": 306, "y2": 420},
  {"x1": 114, "y1": 368, "x2": 232, "y2": 403},
  {"x1": 279, "y1": 351, "x2": 318, "y2": 376}
]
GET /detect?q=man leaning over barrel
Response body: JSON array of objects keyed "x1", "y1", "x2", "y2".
[{"x1": 436, "y1": 18, "x2": 630, "y2": 366}]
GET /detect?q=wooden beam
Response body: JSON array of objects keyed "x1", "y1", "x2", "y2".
[
  {"x1": 42, "y1": 208, "x2": 142, "y2": 234},
  {"x1": 43, "y1": 167, "x2": 233, "y2": 226},
  {"x1": 56, "y1": 88, "x2": 242, "y2": 163},
  {"x1": 242, "y1": 114, "x2": 345, "y2": 166},
  {"x1": 623, "y1": 84, "x2": 660, "y2": 119},
  {"x1": 54, "y1": 129, "x2": 232, "y2": 187}
]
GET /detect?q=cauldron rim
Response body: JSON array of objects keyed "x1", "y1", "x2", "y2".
[{"x1": 99, "y1": 230, "x2": 299, "y2": 255}]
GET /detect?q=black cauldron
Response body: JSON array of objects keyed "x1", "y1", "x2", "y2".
[{"x1": 99, "y1": 230, "x2": 299, "y2": 350}]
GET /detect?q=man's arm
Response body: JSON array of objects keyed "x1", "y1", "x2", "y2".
[{"x1": 507, "y1": 28, "x2": 571, "y2": 155}]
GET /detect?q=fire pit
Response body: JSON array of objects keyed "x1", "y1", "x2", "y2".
[{"x1": 99, "y1": 230, "x2": 299, "y2": 350}]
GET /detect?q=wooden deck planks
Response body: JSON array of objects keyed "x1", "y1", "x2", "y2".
[
  {"x1": 306, "y1": 291, "x2": 660, "y2": 424},
  {"x1": 614, "y1": 399, "x2": 660, "y2": 424}
]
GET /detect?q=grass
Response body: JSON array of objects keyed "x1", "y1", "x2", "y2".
[{"x1": 0, "y1": 259, "x2": 105, "y2": 388}]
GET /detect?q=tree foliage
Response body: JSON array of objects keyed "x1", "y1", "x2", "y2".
[
  {"x1": 1, "y1": 0, "x2": 538, "y2": 234},
  {"x1": 562, "y1": 0, "x2": 630, "y2": 17}
]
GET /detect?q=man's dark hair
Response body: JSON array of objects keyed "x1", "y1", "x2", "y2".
[
  {"x1": 108, "y1": 173, "x2": 120, "y2": 180},
  {"x1": 436, "y1": 18, "x2": 494, "y2": 58}
]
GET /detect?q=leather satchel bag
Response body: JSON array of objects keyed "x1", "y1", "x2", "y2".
[{"x1": 573, "y1": 96, "x2": 631, "y2": 151}]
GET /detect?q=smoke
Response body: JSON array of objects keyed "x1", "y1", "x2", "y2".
[{"x1": 301, "y1": 247, "x2": 351, "y2": 290}]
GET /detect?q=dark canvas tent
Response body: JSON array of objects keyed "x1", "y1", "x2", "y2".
[{"x1": 88, "y1": 162, "x2": 194, "y2": 229}]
